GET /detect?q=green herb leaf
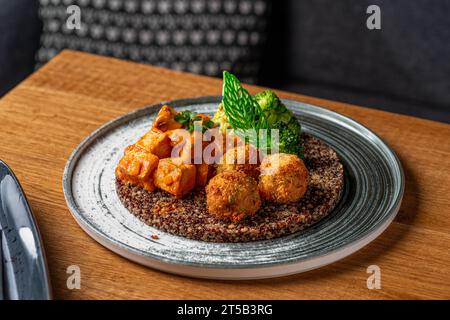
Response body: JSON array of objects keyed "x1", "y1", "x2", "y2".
[
  {"x1": 221, "y1": 71, "x2": 269, "y2": 147},
  {"x1": 174, "y1": 110, "x2": 216, "y2": 133},
  {"x1": 174, "y1": 111, "x2": 192, "y2": 125},
  {"x1": 203, "y1": 119, "x2": 215, "y2": 129}
]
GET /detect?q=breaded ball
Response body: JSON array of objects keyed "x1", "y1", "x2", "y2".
[
  {"x1": 259, "y1": 153, "x2": 309, "y2": 203},
  {"x1": 206, "y1": 171, "x2": 261, "y2": 223},
  {"x1": 216, "y1": 144, "x2": 260, "y2": 179}
]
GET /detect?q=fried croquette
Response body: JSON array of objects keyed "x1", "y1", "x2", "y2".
[
  {"x1": 206, "y1": 171, "x2": 261, "y2": 222},
  {"x1": 259, "y1": 153, "x2": 309, "y2": 203},
  {"x1": 216, "y1": 144, "x2": 260, "y2": 179}
]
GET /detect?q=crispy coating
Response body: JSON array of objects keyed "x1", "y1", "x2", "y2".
[
  {"x1": 206, "y1": 171, "x2": 261, "y2": 223},
  {"x1": 115, "y1": 145, "x2": 159, "y2": 192},
  {"x1": 259, "y1": 153, "x2": 309, "y2": 203},
  {"x1": 216, "y1": 144, "x2": 260, "y2": 179}
]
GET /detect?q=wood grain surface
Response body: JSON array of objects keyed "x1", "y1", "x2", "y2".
[{"x1": 0, "y1": 50, "x2": 449, "y2": 300}]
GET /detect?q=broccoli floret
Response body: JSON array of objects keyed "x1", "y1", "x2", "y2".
[
  {"x1": 254, "y1": 91, "x2": 304, "y2": 158},
  {"x1": 272, "y1": 121, "x2": 304, "y2": 158},
  {"x1": 254, "y1": 91, "x2": 292, "y2": 125},
  {"x1": 255, "y1": 90, "x2": 284, "y2": 112}
]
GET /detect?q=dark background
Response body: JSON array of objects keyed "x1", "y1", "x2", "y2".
[{"x1": 1, "y1": 0, "x2": 449, "y2": 123}]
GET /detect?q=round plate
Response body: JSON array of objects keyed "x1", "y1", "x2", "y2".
[{"x1": 62, "y1": 97, "x2": 404, "y2": 280}]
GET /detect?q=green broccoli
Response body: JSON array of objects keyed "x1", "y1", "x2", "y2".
[{"x1": 254, "y1": 91, "x2": 304, "y2": 158}]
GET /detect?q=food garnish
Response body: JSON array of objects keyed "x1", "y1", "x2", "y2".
[
  {"x1": 174, "y1": 110, "x2": 215, "y2": 133},
  {"x1": 217, "y1": 71, "x2": 304, "y2": 158},
  {"x1": 221, "y1": 71, "x2": 269, "y2": 148}
]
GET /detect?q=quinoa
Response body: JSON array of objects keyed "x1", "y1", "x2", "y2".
[{"x1": 116, "y1": 134, "x2": 344, "y2": 242}]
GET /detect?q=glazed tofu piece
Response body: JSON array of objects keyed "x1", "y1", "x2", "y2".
[
  {"x1": 154, "y1": 158, "x2": 196, "y2": 197},
  {"x1": 136, "y1": 129, "x2": 172, "y2": 158},
  {"x1": 176, "y1": 130, "x2": 210, "y2": 164},
  {"x1": 152, "y1": 105, "x2": 183, "y2": 132},
  {"x1": 115, "y1": 145, "x2": 159, "y2": 192},
  {"x1": 166, "y1": 128, "x2": 193, "y2": 163},
  {"x1": 196, "y1": 163, "x2": 211, "y2": 187},
  {"x1": 167, "y1": 128, "x2": 191, "y2": 147}
]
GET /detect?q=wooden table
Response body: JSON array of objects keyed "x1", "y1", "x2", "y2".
[{"x1": 0, "y1": 50, "x2": 449, "y2": 300}]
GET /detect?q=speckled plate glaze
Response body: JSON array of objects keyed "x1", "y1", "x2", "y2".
[{"x1": 63, "y1": 97, "x2": 404, "y2": 280}]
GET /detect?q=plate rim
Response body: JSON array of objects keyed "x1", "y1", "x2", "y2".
[{"x1": 62, "y1": 96, "x2": 404, "y2": 276}]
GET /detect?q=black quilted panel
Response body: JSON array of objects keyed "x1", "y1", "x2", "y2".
[{"x1": 37, "y1": 0, "x2": 271, "y2": 83}]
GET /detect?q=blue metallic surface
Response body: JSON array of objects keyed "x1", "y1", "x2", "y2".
[{"x1": 0, "y1": 160, "x2": 52, "y2": 299}]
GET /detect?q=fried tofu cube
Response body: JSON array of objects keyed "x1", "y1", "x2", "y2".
[
  {"x1": 136, "y1": 129, "x2": 172, "y2": 158},
  {"x1": 167, "y1": 128, "x2": 194, "y2": 164},
  {"x1": 115, "y1": 145, "x2": 159, "y2": 192},
  {"x1": 154, "y1": 158, "x2": 196, "y2": 197},
  {"x1": 167, "y1": 128, "x2": 191, "y2": 147},
  {"x1": 196, "y1": 163, "x2": 211, "y2": 187},
  {"x1": 176, "y1": 130, "x2": 210, "y2": 164}
]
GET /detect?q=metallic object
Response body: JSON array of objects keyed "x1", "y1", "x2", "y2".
[
  {"x1": 63, "y1": 97, "x2": 404, "y2": 280},
  {"x1": 0, "y1": 225, "x2": 3, "y2": 300},
  {"x1": 0, "y1": 160, "x2": 52, "y2": 299}
]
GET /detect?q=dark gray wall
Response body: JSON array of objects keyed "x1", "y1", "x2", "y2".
[
  {"x1": 261, "y1": 0, "x2": 450, "y2": 122},
  {"x1": 0, "y1": 0, "x2": 41, "y2": 96}
]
